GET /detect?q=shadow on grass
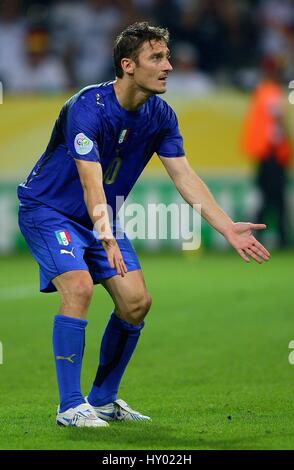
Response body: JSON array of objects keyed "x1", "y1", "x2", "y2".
[{"x1": 58, "y1": 423, "x2": 269, "y2": 450}]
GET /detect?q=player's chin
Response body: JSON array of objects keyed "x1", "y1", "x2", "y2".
[{"x1": 152, "y1": 82, "x2": 167, "y2": 94}]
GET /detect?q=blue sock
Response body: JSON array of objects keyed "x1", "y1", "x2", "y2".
[
  {"x1": 53, "y1": 314, "x2": 87, "y2": 413},
  {"x1": 88, "y1": 312, "x2": 144, "y2": 406}
]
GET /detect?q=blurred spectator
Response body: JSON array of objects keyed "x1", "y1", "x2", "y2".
[
  {"x1": 0, "y1": 0, "x2": 293, "y2": 91},
  {"x1": 6, "y1": 27, "x2": 69, "y2": 92},
  {"x1": 166, "y1": 42, "x2": 214, "y2": 97},
  {"x1": 0, "y1": 0, "x2": 27, "y2": 88},
  {"x1": 221, "y1": 0, "x2": 259, "y2": 69},
  {"x1": 50, "y1": 0, "x2": 123, "y2": 86},
  {"x1": 132, "y1": 0, "x2": 155, "y2": 16},
  {"x1": 241, "y1": 57, "x2": 292, "y2": 248},
  {"x1": 151, "y1": 0, "x2": 182, "y2": 38},
  {"x1": 178, "y1": 0, "x2": 232, "y2": 75},
  {"x1": 257, "y1": 0, "x2": 294, "y2": 56},
  {"x1": 257, "y1": 0, "x2": 294, "y2": 80}
]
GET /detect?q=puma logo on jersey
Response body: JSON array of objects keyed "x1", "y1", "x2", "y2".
[
  {"x1": 60, "y1": 247, "x2": 75, "y2": 258},
  {"x1": 56, "y1": 354, "x2": 76, "y2": 363}
]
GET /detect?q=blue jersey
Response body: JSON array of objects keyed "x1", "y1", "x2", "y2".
[{"x1": 18, "y1": 82, "x2": 185, "y2": 228}]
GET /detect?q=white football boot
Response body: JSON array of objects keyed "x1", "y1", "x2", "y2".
[
  {"x1": 56, "y1": 402, "x2": 109, "y2": 427},
  {"x1": 86, "y1": 397, "x2": 151, "y2": 422}
]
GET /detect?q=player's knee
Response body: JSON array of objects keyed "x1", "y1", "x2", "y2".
[
  {"x1": 126, "y1": 293, "x2": 152, "y2": 325},
  {"x1": 74, "y1": 279, "x2": 93, "y2": 305},
  {"x1": 65, "y1": 277, "x2": 93, "y2": 307},
  {"x1": 143, "y1": 293, "x2": 152, "y2": 315}
]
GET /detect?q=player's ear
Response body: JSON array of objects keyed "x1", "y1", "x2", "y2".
[{"x1": 121, "y1": 58, "x2": 135, "y2": 76}]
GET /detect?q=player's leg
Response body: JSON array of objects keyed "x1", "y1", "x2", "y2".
[
  {"x1": 51, "y1": 270, "x2": 108, "y2": 426},
  {"x1": 102, "y1": 268, "x2": 152, "y2": 325},
  {"x1": 51, "y1": 270, "x2": 92, "y2": 411},
  {"x1": 18, "y1": 208, "x2": 108, "y2": 426},
  {"x1": 52, "y1": 269, "x2": 93, "y2": 319},
  {"x1": 276, "y1": 185, "x2": 288, "y2": 247},
  {"x1": 255, "y1": 159, "x2": 270, "y2": 242},
  {"x1": 268, "y1": 161, "x2": 288, "y2": 247},
  {"x1": 87, "y1": 269, "x2": 152, "y2": 420}
]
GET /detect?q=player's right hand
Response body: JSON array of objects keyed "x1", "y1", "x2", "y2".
[
  {"x1": 224, "y1": 222, "x2": 270, "y2": 263},
  {"x1": 100, "y1": 237, "x2": 128, "y2": 277}
]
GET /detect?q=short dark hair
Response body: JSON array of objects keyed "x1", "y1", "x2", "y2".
[{"x1": 113, "y1": 22, "x2": 169, "y2": 78}]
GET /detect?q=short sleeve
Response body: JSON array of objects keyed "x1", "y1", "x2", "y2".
[
  {"x1": 156, "y1": 104, "x2": 185, "y2": 158},
  {"x1": 64, "y1": 98, "x2": 100, "y2": 162}
]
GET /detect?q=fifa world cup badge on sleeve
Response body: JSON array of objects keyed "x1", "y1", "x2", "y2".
[{"x1": 74, "y1": 133, "x2": 94, "y2": 155}]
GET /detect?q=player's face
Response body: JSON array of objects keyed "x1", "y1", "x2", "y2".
[{"x1": 133, "y1": 40, "x2": 172, "y2": 94}]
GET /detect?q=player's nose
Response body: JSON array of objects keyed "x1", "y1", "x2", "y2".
[{"x1": 165, "y1": 60, "x2": 173, "y2": 72}]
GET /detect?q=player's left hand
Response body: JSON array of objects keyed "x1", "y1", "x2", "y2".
[
  {"x1": 224, "y1": 222, "x2": 270, "y2": 263},
  {"x1": 101, "y1": 237, "x2": 128, "y2": 277}
]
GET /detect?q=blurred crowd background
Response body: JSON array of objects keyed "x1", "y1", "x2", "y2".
[
  {"x1": 1, "y1": 0, "x2": 294, "y2": 92},
  {"x1": 1, "y1": 0, "x2": 294, "y2": 252}
]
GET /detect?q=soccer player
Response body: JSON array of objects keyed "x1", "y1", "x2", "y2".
[{"x1": 18, "y1": 22, "x2": 270, "y2": 428}]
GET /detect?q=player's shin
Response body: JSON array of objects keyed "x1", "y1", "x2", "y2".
[
  {"x1": 53, "y1": 314, "x2": 87, "y2": 412},
  {"x1": 87, "y1": 312, "x2": 144, "y2": 406}
]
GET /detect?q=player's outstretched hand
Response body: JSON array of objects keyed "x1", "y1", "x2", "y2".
[
  {"x1": 224, "y1": 222, "x2": 270, "y2": 263},
  {"x1": 101, "y1": 237, "x2": 128, "y2": 277}
]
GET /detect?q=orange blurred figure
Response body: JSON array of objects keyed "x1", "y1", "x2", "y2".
[{"x1": 241, "y1": 56, "x2": 292, "y2": 247}]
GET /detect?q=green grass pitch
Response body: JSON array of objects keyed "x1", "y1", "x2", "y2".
[{"x1": 0, "y1": 251, "x2": 293, "y2": 450}]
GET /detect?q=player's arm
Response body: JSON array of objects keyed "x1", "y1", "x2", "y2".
[
  {"x1": 75, "y1": 159, "x2": 127, "y2": 277},
  {"x1": 64, "y1": 96, "x2": 127, "y2": 276},
  {"x1": 159, "y1": 155, "x2": 270, "y2": 263}
]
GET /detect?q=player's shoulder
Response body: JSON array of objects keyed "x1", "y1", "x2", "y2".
[
  {"x1": 148, "y1": 95, "x2": 178, "y2": 125},
  {"x1": 65, "y1": 81, "x2": 114, "y2": 114}
]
